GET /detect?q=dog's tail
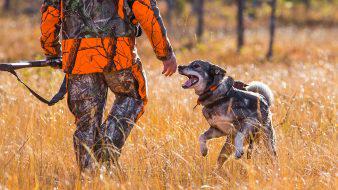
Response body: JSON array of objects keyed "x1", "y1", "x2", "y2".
[{"x1": 246, "y1": 81, "x2": 274, "y2": 106}]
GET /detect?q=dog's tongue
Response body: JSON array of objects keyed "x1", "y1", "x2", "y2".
[
  {"x1": 182, "y1": 78, "x2": 194, "y2": 89},
  {"x1": 182, "y1": 76, "x2": 198, "y2": 89}
]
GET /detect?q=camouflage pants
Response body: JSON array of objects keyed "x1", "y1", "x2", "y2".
[{"x1": 67, "y1": 67, "x2": 147, "y2": 171}]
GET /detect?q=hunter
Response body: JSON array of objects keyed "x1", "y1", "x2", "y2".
[{"x1": 40, "y1": 0, "x2": 177, "y2": 171}]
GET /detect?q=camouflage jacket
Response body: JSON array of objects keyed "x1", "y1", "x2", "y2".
[{"x1": 41, "y1": 0, "x2": 173, "y2": 74}]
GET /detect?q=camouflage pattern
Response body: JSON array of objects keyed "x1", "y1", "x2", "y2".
[
  {"x1": 62, "y1": 0, "x2": 136, "y2": 39},
  {"x1": 42, "y1": 0, "x2": 136, "y2": 39},
  {"x1": 40, "y1": 0, "x2": 171, "y2": 171},
  {"x1": 67, "y1": 68, "x2": 145, "y2": 171},
  {"x1": 41, "y1": 0, "x2": 174, "y2": 74},
  {"x1": 42, "y1": 0, "x2": 60, "y2": 9}
]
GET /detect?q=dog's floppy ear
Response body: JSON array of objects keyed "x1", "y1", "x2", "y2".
[{"x1": 210, "y1": 64, "x2": 226, "y2": 76}]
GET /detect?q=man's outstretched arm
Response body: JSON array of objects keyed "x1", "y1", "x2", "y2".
[
  {"x1": 40, "y1": 0, "x2": 61, "y2": 59},
  {"x1": 132, "y1": 0, "x2": 177, "y2": 76}
]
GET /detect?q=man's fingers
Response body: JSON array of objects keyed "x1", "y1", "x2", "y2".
[
  {"x1": 165, "y1": 66, "x2": 174, "y2": 76},
  {"x1": 164, "y1": 69, "x2": 171, "y2": 76},
  {"x1": 166, "y1": 70, "x2": 174, "y2": 76},
  {"x1": 162, "y1": 64, "x2": 169, "y2": 74},
  {"x1": 162, "y1": 63, "x2": 172, "y2": 76},
  {"x1": 162, "y1": 55, "x2": 177, "y2": 76},
  {"x1": 167, "y1": 63, "x2": 177, "y2": 76},
  {"x1": 168, "y1": 65, "x2": 176, "y2": 76}
]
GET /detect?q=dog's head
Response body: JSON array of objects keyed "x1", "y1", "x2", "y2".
[{"x1": 178, "y1": 60, "x2": 226, "y2": 95}]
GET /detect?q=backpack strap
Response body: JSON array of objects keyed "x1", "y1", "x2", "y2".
[{"x1": 127, "y1": 0, "x2": 142, "y2": 37}]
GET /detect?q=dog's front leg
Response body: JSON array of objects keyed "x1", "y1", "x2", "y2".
[
  {"x1": 217, "y1": 135, "x2": 234, "y2": 167},
  {"x1": 199, "y1": 127, "x2": 225, "y2": 157}
]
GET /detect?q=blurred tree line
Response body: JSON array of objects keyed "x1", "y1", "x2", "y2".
[
  {"x1": 2, "y1": 0, "x2": 337, "y2": 58},
  {"x1": 164, "y1": 0, "x2": 336, "y2": 58},
  {"x1": 2, "y1": 0, "x2": 40, "y2": 14}
]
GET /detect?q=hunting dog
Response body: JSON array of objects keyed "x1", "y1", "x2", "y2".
[{"x1": 178, "y1": 60, "x2": 277, "y2": 167}]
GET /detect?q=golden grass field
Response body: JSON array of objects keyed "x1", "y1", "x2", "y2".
[{"x1": 0, "y1": 3, "x2": 337, "y2": 189}]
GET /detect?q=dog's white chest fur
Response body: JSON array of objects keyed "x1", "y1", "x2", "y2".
[{"x1": 206, "y1": 115, "x2": 235, "y2": 134}]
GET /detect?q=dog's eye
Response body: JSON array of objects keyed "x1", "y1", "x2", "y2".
[{"x1": 192, "y1": 64, "x2": 200, "y2": 69}]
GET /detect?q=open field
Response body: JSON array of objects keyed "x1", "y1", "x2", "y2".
[{"x1": 0, "y1": 4, "x2": 337, "y2": 189}]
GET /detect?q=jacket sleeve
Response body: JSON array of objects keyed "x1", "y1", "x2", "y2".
[
  {"x1": 40, "y1": 0, "x2": 62, "y2": 58},
  {"x1": 132, "y1": 0, "x2": 173, "y2": 61}
]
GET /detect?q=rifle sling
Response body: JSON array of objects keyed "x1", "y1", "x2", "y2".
[{"x1": 8, "y1": 69, "x2": 67, "y2": 106}]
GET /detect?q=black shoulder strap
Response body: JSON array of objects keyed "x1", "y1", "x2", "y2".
[
  {"x1": 8, "y1": 69, "x2": 67, "y2": 106},
  {"x1": 127, "y1": 0, "x2": 135, "y2": 8},
  {"x1": 126, "y1": 0, "x2": 142, "y2": 37}
]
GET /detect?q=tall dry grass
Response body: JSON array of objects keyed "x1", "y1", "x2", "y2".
[{"x1": 0, "y1": 7, "x2": 337, "y2": 189}]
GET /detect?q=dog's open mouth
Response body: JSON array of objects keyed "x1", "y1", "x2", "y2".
[{"x1": 182, "y1": 75, "x2": 199, "y2": 89}]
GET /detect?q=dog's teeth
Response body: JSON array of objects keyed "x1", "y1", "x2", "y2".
[{"x1": 182, "y1": 75, "x2": 199, "y2": 89}]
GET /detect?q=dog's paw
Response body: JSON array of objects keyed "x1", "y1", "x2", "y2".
[
  {"x1": 235, "y1": 150, "x2": 244, "y2": 159},
  {"x1": 200, "y1": 145, "x2": 208, "y2": 157}
]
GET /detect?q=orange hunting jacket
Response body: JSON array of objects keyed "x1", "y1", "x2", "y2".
[{"x1": 40, "y1": 0, "x2": 173, "y2": 74}]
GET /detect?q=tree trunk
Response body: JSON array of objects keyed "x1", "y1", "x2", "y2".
[
  {"x1": 196, "y1": 0, "x2": 205, "y2": 41},
  {"x1": 266, "y1": 0, "x2": 277, "y2": 59},
  {"x1": 237, "y1": 0, "x2": 245, "y2": 52},
  {"x1": 3, "y1": 0, "x2": 10, "y2": 11},
  {"x1": 303, "y1": 0, "x2": 311, "y2": 11}
]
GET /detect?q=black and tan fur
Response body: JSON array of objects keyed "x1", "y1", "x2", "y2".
[{"x1": 178, "y1": 60, "x2": 277, "y2": 167}]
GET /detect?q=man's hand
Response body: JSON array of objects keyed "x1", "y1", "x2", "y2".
[
  {"x1": 46, "y1": 56, "x2": 62, "y2": 69},
  {"x1": 162, "y1": 54, "x2": 177, "y2": 77}
]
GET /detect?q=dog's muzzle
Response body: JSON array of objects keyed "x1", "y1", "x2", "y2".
[{"x1": 178, "y1": 66, "x2": 199, "y2": 89}]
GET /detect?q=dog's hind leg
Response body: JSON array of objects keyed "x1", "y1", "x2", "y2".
[
  {"x1": 263, "y1": 122, "x2": 277, "y2": 157},
  {"x1": 235, "y1": 121, "x2": 255, "y2": 159},
  {"x1": 199, "y1": 127, "x2": 225, "y2": 157},
  {"x1": 217, "y1": 135, "x2": 235, "y2": 167},
  {"x1": 247, "y1": 136, "x2": 254, "y2": 159}
]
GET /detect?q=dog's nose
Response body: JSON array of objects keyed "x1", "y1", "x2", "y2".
[{"x1": 178, "y1": 65, "x2": 185, "y2": 71}]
